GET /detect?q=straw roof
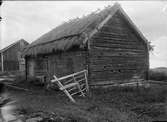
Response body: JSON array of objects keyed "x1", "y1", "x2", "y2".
[{"x1": 23, "y1": 3, "x2": 148, "y2": 56}]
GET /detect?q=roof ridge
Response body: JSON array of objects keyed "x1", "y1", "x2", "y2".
[
  {"x1": 0, "y1": 39, "x2": 26, "y2": 53},
  {"x1": 29, "y1": 3, "x2": 118, "y2": 47},
  {"x1": 24, "y1": 3, "x2": 140, "y2": 56}
]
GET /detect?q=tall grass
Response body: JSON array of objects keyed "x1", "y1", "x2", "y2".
[{"x1": 92, "y1": 85, "x2": 167, "y2": 104}]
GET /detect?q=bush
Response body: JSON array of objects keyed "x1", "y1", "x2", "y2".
[{"x1": 149, "y1": 68, "x2": 167, "y2": 81}]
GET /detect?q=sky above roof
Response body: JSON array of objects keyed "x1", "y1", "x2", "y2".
[{"x1": 0, "y1": 1, "x2": 167, "y2": 68}]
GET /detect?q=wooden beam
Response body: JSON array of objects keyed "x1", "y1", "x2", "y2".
[
  {"x1": 52, "y1": 70, "x2": 87, "y2": 81},
  {"x1": 53, "y1": 75, "x2": 76, "y2": 103},
  {"x1": 82, "y1": 5, "x2": 119, "y2": 45},
  {"x1": 85, "y1": 70, "x2": 89, "y2": 92},
  {"x1": 73, "y1": 75, "x2": 85, "y2": 97},
  {"x1": 1, "y1": 52, "x2": 4, "y2": 72}
]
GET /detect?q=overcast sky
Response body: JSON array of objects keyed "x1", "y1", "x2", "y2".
[{"x1": 0, "y1": 1, "x2": 167, "y2": 68}]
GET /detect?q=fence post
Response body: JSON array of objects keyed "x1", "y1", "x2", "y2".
[{"x1": 85, "y1": 70, "x2": 89, "y2": 93}]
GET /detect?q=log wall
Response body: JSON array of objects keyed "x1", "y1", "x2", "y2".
[
  {"x1": 2, "y1": 41, "x2": 28, "y2": 71},
  {"x1": 47, "y1": 51, "x2": 87, "y2": 79},
  {"x1": 26, "y1": 51, "x2": 87, "y2": 81},
  {"x1": 89, "y1": 11, "x2": 149, "y2": 85}
]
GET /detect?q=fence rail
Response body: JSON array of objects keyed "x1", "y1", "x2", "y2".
[{"x1": 51, "y1": 70, "x2": 88, "y2": 103}]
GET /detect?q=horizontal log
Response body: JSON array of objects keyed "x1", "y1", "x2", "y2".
[
  {"x1": 101, "y1": 25, "x2": 128, "y2": 32},
  {"x1": 92, "y1": 41, "x2": 141, "y2": 48},
  {"x1": 91, "y1": 41, "x2": 143, "y2": 49},
  {"x1": 92, "y1": 35, "x2": 128, "y2": 41},
  {"x1": 92, "y1": 37, "x2": 143, "y2": 45},
  {"x1": 91, "y1": 46, "x2": 145, "y2": 53},
  {"x1": 89, "y1": 61, "x2": 146, "y2": 67},
  {"x1": 89, "y1": 55, "x2": 147, "y2": 61},
  {"x1": 89, "y1": 70, "x2": 144, "y2": 76},
  {"x1": 92, "y1": 39, "x2": 143, "y2": 46},
  {"x1": 97, "y1": 31, "x2": 127, "y2": 36},
  {"x1": 89, "y1": 74, "x2": 145, "y2": 81},
  {"x1": 90, "y1": 52, "x2": 146, "y2": 57},
  {"x1": 90, "y1": 52, "x2": 146, "y2": 58},
  {"x1": 89, "y1": 74, "x2": 135, "y2": 80},
  {"x1": 90, "y1": 49, "x2": 146, "y2": 56},
  {"x1": 89, "y1": 72, "x2": 138, "y2": 81},
  {"x1": 92, "y1": 43, "x2": 144, "y2": 50},
  {"x1": 89, "y1": 60, "x2": 147, "y2": 65},
  {"x1": 89, "y1": 47, "x2": 146, "y2": 53},
  {"x1": 89, "y1": 66, "x2": 145, "y2": 72}
]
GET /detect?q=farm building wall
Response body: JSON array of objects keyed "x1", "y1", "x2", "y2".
[
  {"x1": 0, "y1": 40, "x2": 28, "y2": 73},
  {"x1": 88, "y1": 11, "x2": 149, "y2": 85},
  {"x1": 26, "y1": 50, "x2": 87, "y2": 81},
  {"x1": 3, "y1": 43, "x2": 20, "y2": 71},
  {"x1": 0, "y1": 55, "x2": 1, "y2": 71}
]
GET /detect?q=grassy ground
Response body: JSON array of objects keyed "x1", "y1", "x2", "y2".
[
  {"x1": 4, "y1": 81, "x2": 167, "y2": 122},
  {"x1": 1, "y1": 68, "x2": 167, "y2": 121}
]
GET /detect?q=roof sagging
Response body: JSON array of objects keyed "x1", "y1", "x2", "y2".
[
  {"x1": 23, "y1": 3, "x2": 149, "y2": 56},
  {"x1": 23, "y1": 3, "x2": 120, "y2": 56}
]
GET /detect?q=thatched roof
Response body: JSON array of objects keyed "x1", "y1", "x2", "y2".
[{"x1": 23, "y1": 3, "x2": 148, "y2": 56}]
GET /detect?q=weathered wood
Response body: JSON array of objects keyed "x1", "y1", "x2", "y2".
[
  {"x1": 52, "y1": 75, "x2": 76, "y2": 103},
  {"x1": 26, "y1": 7, "x2": 149, "y2": 87},
  {"x1": 60, "y1": 82, "x2": 78, "y2": 91},
  {"x1": 90, "y1": 53, "x2": 146, "y2": 58},
  {"x1": 93, "y1": 43, "x2": 144, "y2": 50},
  {"x1": 91, "y1": 46, "x2": 145, "y2": 53},
  {"x1": 73, "y1": 75, "x2": 85, "y2": 97},
  {"x1": 1, "y1": 53, "x2": 4, "y2": 72},
  {"x1": 89, "y1": 10, "x2": 148, "y2": 82},
  {"x1": 84, "y1": 70, "x2": 89, "y2": 92},
  {"x1": 1, "y1": 40, "x2": 28, "y2": 72},
  {"x1": 27, "y1": 51, "x2": 87, "y2": 81},
  {"x1": 51, "y1": 70, "x2": 88, "y2": 102},
  {"x1": 92, "y1": 36, "x2": 137, "y2": 43}
]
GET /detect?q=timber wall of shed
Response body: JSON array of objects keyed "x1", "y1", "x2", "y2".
[
  {"x1": 47, "y1": 51, "x2": 87, "y2": 79},
  {"x1": 26, "y1": 50, "x2": 87, "y2": 81},
  {"x1": 88, "y1": 11, "x2": 149, "y2": 85},
  {"x1": 2, "y1": 41, "x2": 28, "y2": 72},
  {"x1": 2, "y1": 42, "x2": 21, "y2": 71}
]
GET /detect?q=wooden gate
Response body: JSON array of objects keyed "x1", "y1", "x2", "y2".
[{"x1": 51, "y1": 70, "x2": 89, "y2": 103}]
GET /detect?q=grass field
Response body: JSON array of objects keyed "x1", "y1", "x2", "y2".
[
  {"x1": 1, "y1": 67, "x2": 167, "y2": 122},
  {"x1": 4, "y1": 81, "x2": 167, "y2": 122}
]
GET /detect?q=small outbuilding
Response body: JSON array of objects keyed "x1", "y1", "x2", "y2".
[
  {"x1": 23, "y1": 3, "x2": 150, "y2": 86},
  {"x1": 0, "y1": 39, "x2": 29, "y2": 72}
]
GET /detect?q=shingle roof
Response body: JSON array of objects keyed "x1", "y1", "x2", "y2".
[{"x1": 23, "y1": 3, "x2": 148, "y2": 56}]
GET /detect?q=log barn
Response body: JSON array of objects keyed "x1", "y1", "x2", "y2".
[
  {"x1": 23, "y1": 3, "x2": 149, "y2": 86},
  {"x1": 0, "y1": 39, "x2": 29, "y2": 72}
]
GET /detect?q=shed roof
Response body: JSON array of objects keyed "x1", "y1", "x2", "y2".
[
  {"x1": 0, "y1": 39, "x2": 28, "y2": 54},
  {"x1": 23, "y1": 3, "x2": 148, "y2": 56}
]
